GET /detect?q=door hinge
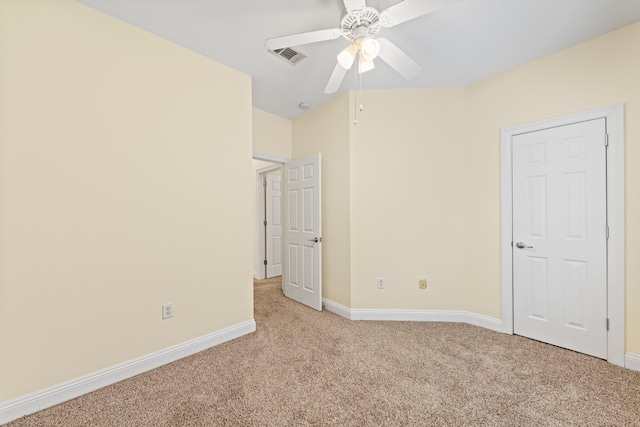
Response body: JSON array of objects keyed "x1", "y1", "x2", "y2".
[
  {"x1": 606, "y1": 226, "x2": 610, "y2": 239},
  {"x1": 263, "y1": 260, "x2": 267, "y2": 266},
  {"x1": 606, "y1": 318, "x2": 610, "y2": 331},
  {"x1": 264, "y1": 220, "x2": 267, "y2": 226},
  {"x1": 604, "y1": 133, "x2": 609, "y2": 147}
]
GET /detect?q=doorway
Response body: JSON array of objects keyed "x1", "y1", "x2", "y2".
[
  {"x1": 254, "y1": 162, "x2": 283, "y2": 280},
  {"x1": 500, "y1": 104, "x2": 625, "y2": 366},
  {"x1": 252, "y1": 152, "x2": 324, "y2": 311}
]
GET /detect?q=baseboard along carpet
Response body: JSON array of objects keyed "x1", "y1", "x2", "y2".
[{"x1": 7, "y1": 277, "x2": 640, "y2": 426}]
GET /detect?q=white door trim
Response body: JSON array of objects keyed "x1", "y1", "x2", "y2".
[
  {"x1": 500, "y1": 104, "x2": 625, "y2": 367},
  {"x1": 253, "y1": 151, "x2": 290, "y2": 164},
  {"x1": 256, "y1": 164, "x2": 282, "y2": 280}
]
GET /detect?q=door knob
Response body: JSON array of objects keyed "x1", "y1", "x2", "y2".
[
  {"x1": 515, "y1": 241, "x2": 533, "y2": 249},
  {"x1": 308, "y1": 237, "x2": 321, "y2": 243}
]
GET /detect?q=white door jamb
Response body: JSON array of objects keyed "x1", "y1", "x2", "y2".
[
  {"x1": 500, "y1": 104, "x2": 625, "y2": 367},
  {"x1": 253, "y1": 152, "x2": 289, "y2": 164}
]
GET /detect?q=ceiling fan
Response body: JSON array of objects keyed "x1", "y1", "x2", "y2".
[{"x1": 265, "y1": 0, "x2": 459, "y2": 94}]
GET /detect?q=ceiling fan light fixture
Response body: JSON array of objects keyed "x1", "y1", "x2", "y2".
[
  {"x1": 358, "y1": 55, "x2": 375, "y2": 74},
  {"x1": 266, "y1": 0, "x2": 440, "y2": 97},
  {"x1": 337, "y1": 43, "x2": 358, "y2": 69},
  {"x1": 359, "y1": 37, "x2": 380, "y2": 61}
]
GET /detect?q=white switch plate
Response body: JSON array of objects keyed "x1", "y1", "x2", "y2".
[{"x1": 377, "y1": 277, "x2": 384, "y2": 289}]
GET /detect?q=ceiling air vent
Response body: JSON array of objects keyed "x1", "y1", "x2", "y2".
[{"x1": 269, "y1": 47, "x2": 306, "y2": 66}]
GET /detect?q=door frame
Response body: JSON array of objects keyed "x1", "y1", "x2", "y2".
[
  {"x1": 500, "y1": 104, "x2": 625, "y2": 367},
  {"x1": 251, "y1": 151, "x2": 291, "y2": 280},
  {"x1": 255, "y1": 163, "x2": 283, "y2": 280}
]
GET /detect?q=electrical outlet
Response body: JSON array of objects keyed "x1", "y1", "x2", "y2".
[
  {"x1": 377, "y1": 277, "x2": 384, "y2": 289},
  {"x1": 162, "y1": 303, "x2": 174, "y2": 319},
  {"x1": 419, "y1": 279, "x2": 427, "y2": 290}
]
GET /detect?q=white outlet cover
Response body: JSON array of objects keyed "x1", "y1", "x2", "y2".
[{"x1": 162, "y1": 303, "x2": 174, "y2": 319}]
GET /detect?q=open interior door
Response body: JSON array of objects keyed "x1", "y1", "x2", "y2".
[{"x1": 283, "y1": 154, "x2": 322, "y2": 310}]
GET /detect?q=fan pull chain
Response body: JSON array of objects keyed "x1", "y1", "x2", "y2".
[
  {"x1": 359, "y1": 71, "x2": 364, "y2": 113},
  {"x1": 353, "y1": 64, "x2": 365, "y2": 126}
]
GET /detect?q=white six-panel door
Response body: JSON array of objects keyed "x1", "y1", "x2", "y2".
[
  {"x1": 512, "y1": 118, "x2": 607, "y2": 359},
  {"x1": 266, "y1": 174, "x2": 282, "y2": 278},
  {"x1": 283, "y1": 154, "x2": 322, "y2": 311}
]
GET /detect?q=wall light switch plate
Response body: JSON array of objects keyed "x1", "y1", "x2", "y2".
[{"x1": 419, "y1": 279, "x2": 427, "y2": 290}]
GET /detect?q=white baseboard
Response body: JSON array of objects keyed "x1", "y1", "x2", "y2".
[
  {"x1": 463, "y1": 311, "x2": 503, "y2": 332},
  {"x1": 322, "y1": 299, "x2": 502, "y2": 333},
  {"x1": 322, "y1": 299, "x2": 352, "y2": 319},
  {"x1": 625, "y1": 353, "x2": 640, "y2": 372},
  {"x1": 0, "y1": 319, "x2": 256, "y2": 425}
]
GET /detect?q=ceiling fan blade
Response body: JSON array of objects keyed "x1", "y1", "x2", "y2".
[
  {"x1": 324, "y1": 63, "x2": 349, "y2": 94},
  {"x1": 265, "y1": 28, "x2": 343, "y2": 51},
  {"x1": 343, "y1": 0, "x2": 367, "y2": 15},
  {"x1": 380, "y1": 0, "x2": 460, "y2": 28},
  {"x1": 377, "y1": 37, "x2": 421, "y2": 80}
]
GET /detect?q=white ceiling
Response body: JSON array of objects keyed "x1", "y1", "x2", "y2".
[{"x1": 77, "y1": 0, "x2": 640, "y2": 119}]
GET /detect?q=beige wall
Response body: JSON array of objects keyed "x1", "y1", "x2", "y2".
[
  {"x1": 349, "y1": 88, "x2": 466, "y2": 309},
  {"x1": 463, "y1": 21, "x2": 640, "y2": 354},
  {"x1": 252, "y1": 108, "x2": 292, "y2": 159},
  {"x1": 292, "y1": 94, "x2": 352, "y2": 307},
  {"x1": 0, "y1": 0, "x2": 253, "y2": 402}
]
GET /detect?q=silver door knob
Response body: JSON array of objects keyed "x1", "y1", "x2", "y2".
[
  {"x1": 308, "y1": 237, "x2": 321, "y2": 243},
  {"x1": 515, "y1": 242, "x2": 533, "y2": 249}
]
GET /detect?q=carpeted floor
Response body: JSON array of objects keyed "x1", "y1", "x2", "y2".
[{"x1": 7, "y1": 276, "x2": 640, "y2": 426}]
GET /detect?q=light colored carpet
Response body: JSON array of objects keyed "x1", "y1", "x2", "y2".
[{"x1": 7, "y1": 276, "x2": 640, "y2": 426}]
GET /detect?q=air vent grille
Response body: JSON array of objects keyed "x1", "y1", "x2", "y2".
[{"x1": 270, "y1": 47, "x2": 306, "y2": 66}]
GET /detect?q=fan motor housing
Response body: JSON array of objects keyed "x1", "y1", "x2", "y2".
[{"x1": 341, "y1": 7, "x2": 381, "y2": 41}]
